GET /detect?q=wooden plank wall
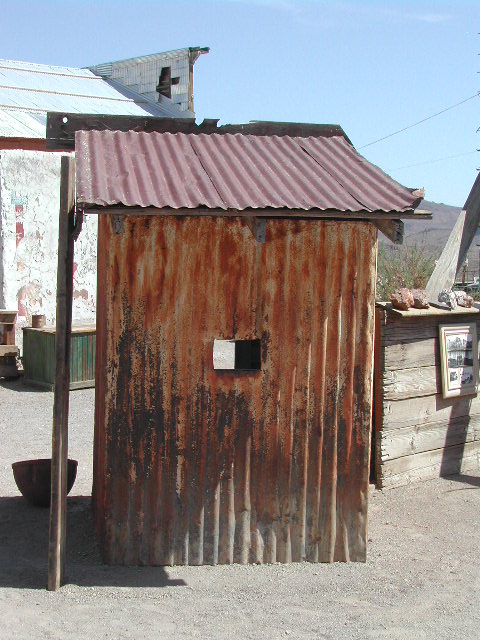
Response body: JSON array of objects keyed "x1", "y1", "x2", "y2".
[{"x1": 374, "y1": 306, "x2": 480, "y2": 489}]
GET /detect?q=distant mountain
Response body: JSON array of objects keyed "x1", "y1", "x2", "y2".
[
  {"x1": 380, "y1": 199, "x2": 480, "y2": 280},
  {"x1": 403, "y1": 200, "x2": 462, "y2": 251}
]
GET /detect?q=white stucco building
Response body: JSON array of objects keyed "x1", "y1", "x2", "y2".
[{"x1": 0, "y1": 48, "x2": 208, "y2": 348}]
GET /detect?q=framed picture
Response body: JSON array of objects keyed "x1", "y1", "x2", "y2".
[{"x1": 439, "y1": 323, "x2": 479, "y2": 398}]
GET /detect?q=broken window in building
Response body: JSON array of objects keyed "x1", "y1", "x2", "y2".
[{"x1": 156, "y1": 67, "x2": 180, "y2": 100}]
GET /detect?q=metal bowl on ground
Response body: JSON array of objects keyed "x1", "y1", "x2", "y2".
[{"x1": 12, "y1": 458, "x2": 78, "y2": 507}]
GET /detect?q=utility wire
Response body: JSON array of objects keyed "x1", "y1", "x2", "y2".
[
  {"x1": 389, "y1": 149, "x2": 478, "y2": 171},
  {"x1": 359, "y1": 93, "x2": 479, "y2": 149}
]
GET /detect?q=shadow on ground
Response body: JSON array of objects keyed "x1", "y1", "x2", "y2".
[
  {"x1": 0, "y1": 496, "x2": 187, "y2": 590},
  {"x1": 0, "y1": 378, "x2": 49, "y2": 393},
  {"x1": 441, "y1": 473, "x2": 480, "y2": 488}
]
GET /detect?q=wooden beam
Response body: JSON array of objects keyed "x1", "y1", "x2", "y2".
[
  {"x1": 380, "y1": 440, "x2": 479, "y2": 480},
  {"x1": 81, "y1": 205, "x2": 432, "y2": 221},
  {"x1": 47, "y1": 156, "x2": 76, "y2": 591},
  {"x1": 46, "y1": 113, "x2": 198, "y2": 151},
  {"x1": 379, "y1": 415, "x2": 480, "y2": 462},
  {"x1": 381, "y1": 392, "x2": 480, "y2": 432},
  {"x1": 426, "y1": 172, "x2": 480, "y2": 300},
  {"x1": 46, "y1": 112, "x2": 352, "y2": 151},
  {"x1": 188, "y1": 49, "x2": 195, "y2": 113},
  {"x1": 375, "y1": 219, "x2": 404, "y2": 244},
  {"x1": 383, "y1": 365, "x2": 439, "y2": 400}
]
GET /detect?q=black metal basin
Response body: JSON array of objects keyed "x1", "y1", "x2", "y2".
[{"x1": 12, "y1": 458, "x2": 78, "y2": 507}]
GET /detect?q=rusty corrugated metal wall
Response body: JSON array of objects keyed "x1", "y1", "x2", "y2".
[{"x1": 93, "y1": 215, "x2": 377, "y2": 565}]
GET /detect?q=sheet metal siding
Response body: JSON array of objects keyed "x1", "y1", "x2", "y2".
[
  {"x1": 93, "y1": 215, "x2": 377, "y2": 565},
  {"x1": 89, "y1": 49, "x2": 193, "y2": 112},
  {"x1": 109, "y1": 54, "x2": 189, "y2": 111},
  {"x1": 76, "y1": 130, "x2": 420, "y2": 213}
]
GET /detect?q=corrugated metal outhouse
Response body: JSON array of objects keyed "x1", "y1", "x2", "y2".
[{"x1": 74, "y1": 121, "x2": 425, "y2": 566}]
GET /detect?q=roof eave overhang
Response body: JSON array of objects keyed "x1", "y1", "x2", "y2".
[{"x1": 77, "y1": 204, "x2": 432, "y2": 221}]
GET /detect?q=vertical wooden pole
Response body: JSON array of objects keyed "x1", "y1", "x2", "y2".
[
  {"x1": 426, "y1": 172, "x2": 480, "y2": 300},
  {"x1": 47, "y1": 156, "x2": 76, "y2": 591},
  {"x1": 188, "y1": 49, "x2": 194, "y2": 112}
]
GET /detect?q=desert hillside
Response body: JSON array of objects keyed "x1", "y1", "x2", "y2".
[
  {"x1": 403, "y1": 200, "x2": 462, "y2": 250},
  {"x1": 381, "y1": 199, "x2": 480, "y2": 282}
]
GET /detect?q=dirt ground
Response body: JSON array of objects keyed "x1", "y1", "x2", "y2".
[{"x1": 0, "y1": 378, "x2": 479, "y2": 640}]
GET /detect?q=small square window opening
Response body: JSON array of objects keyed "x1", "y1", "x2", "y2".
[{"x1": 213, "y1": 339, "x2": 261, "y2": 371}]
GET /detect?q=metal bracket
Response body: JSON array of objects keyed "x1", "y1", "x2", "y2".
[
  {"x1": 246, "y1": 218, "x2": 266, "y2": 244},
  {"x1": 112, "y1": 214, "x2": 125, "y2": 235},
  {"x1": 72, "y1": 209, "x2": 84, "y2": 241}
]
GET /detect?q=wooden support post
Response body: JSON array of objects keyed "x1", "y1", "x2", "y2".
[
  {"x1": 426, "y1": 172, "x2": 480, "y2": 300},
  {"x1": 47, "y1": 156, "x2": 75, "y2": 591},
  {"x1": 374, "y1": 219, "x2": 404, "y2": 245}
]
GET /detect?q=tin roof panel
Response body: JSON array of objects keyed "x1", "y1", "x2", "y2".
[
  {"x1": 75, "y1": 128, "x2": 423, "y2": 214},
  {"x1": 0, "y1": 59, "x2": 191, "y2": 139}
]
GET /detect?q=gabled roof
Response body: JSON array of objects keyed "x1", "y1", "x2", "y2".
[
  {"x1": 0, "y1": 59, "x2": 192, "y2": 139},
  {"x1": 75, "y1": 124, "x2": 424, "y2": 215},
  {"x1": 88, "y1": 47, "x2": 209, "y2": 74}
]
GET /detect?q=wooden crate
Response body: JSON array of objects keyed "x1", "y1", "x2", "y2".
[
  {"x1": 374, "y1": 302, "x2": 480, "y2": 489},
  {"x1": 0, "y1": 310, "x2": 19, "y2": 378},
  {"x1": 22, "y1": 324, "x2": 96, "y2": 390}
]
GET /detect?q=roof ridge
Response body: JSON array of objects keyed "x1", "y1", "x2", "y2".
[{"x1": 88, "y1": 46, "x2": 209, "y2": 69}]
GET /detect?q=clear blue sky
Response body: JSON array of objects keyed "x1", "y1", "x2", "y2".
[{"x1": 1, "y1": 0, "x2": 478, "y2": 206}]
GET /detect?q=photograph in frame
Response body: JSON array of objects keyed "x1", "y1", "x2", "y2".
[{"x1": 439, "y1": 323, "x2": 479, "y2": 399}]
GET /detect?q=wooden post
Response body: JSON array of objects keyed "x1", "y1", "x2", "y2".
[
  {"x1": 47, "y1": 156, "x2": 75, "y2": 591},
  {"x1": 426, "y1": 172, "x2": 480, "y2": 300}
]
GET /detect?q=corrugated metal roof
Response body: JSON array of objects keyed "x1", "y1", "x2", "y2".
[
  {"x1": 88, "y1": 47, "x2": 199, "y2": 73},
  {"x1": 75, "y1": 129, "x2": 422, "y2": 214},
  {"x1": 0, "y1": 108, "x2": 46, "y2": 138},
  {"x1": 0, "y1": 59, "x2": 191, "y2": 139}
]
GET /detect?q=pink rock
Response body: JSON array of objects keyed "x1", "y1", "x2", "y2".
[
  {"x1": 411, "y1": 289, "x2": 429, "y2": 309},
  {"x1": 390, "y1": 288, "x2": 414, "y2": 310}
]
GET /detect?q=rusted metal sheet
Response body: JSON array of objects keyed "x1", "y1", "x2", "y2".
[
  {"x1": 93, "y1": 215, "x2": 377, "y2": 565},
  {"x1": 75, "y1": 129, "x2": 422, "y2": 213}
]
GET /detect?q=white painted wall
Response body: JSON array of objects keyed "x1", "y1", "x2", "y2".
[{"x1": 0, "y1": 150, "x2": 97, "y2": 349}]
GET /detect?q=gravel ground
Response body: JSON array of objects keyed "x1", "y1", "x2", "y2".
[{"x1": 0, "y1": 378, "x2": 479, "y2": 640}]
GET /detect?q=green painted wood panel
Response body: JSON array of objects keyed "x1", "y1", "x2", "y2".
[{"x1": 22, "y1": 327, "x2": 95, "y2": 390}]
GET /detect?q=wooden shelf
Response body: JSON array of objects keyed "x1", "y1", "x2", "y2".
[
  {"x1": 376, "y1": 301, "x2": 479, "y2": 318},
  {"x1": 0, "y1": 345, "x2": 19, "y2": 357}
]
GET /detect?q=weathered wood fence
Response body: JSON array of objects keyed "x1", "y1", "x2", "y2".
[{"x1": 374, "y1": 302, "x2": 480, "y2": 489}]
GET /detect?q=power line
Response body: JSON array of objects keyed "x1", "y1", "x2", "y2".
[
  {"x1": 358, "y1": 93, "x2": 479, "y2": 149},
  {"x1": 388, "y1": 149, "x2": 478, "y2": 171}
]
